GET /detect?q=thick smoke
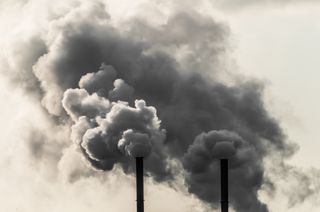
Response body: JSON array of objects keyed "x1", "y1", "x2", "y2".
[
  {"x1": 1, "y1": 1, "x2": 317, "y2": 212},
  {"x1": 47, "y1": 9, "x2": 284, "y2": 209},
  {"x1": 118, "y1": 129, "x2": 152, "y2": 158},
  {"x1": 62, "y1": 82, "x2": 169, "y2": 179},
  {"x1": 184, "y1": 130, "x2": 267, "y2": 212}
]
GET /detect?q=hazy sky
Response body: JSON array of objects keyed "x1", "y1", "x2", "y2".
[
  {"x1": 214, "y1": 9, "x2": 320, "y2": 188},
  {"x1": 0, "y1": 0, "x2": 319, "y2": 212},
  {"x1": 218, "y1": 2, "x2": 320, "y2": 164}
]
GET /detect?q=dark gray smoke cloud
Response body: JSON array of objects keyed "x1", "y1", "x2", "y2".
[
  {"x1": 184, "y1": 130, "x2": 267, "y2": 212},
  {"x1": 3, "y1": 1, "x2": 314, "y2": 212}
]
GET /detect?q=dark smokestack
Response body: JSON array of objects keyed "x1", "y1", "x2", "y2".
[
  {"x1": 136, "y1": 157, "x2": 144, "y2": 212},
  {"x1": 220, "y1": 159, "x2": 228, "y2": 212}
]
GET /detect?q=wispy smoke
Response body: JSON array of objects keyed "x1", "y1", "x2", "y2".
[{"x1": 1, "y1": 1, "x2": 319, "y2": 212}]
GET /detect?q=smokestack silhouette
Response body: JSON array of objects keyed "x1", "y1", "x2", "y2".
[
  {"x1": 136, "y1": 157, "x2": 144, "y2": 212},
  {"x1": 220, "y1": 159, "x2": 228, "y2": 212}
]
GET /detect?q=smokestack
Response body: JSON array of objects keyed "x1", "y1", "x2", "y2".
[
  {"x1": 136, "y1": 157, "x2": 144, "y2": 212},
  {"x1": 220, "y1": 159, "x2": 228, "y2": 212}
]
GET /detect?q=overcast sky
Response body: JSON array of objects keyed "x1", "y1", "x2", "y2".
[
  {"x1": 219, "y1": 3, "x2": 320, "y2": 167},
  {"x1": 0, "y1": 0, "x2": 319, "y2": 212}
]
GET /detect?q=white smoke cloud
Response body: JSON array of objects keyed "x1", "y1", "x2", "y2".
[{"x1": 62, "y1": 88, "x2": 111, "y2": 121}]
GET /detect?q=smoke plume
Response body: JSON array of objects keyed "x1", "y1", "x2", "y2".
[
  {"x1": 63, "y1": 81, "x2": 169, "y2": 179},
  {"x1": 184, "y1": 130, "x2": 267, "y2": 211},
  {"x1": 1, "y1": 1, "x2": 318, "y2": 212}
]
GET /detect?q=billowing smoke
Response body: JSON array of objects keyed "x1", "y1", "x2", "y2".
[
  {"x1": 184, "y1": 130, "x2": 267, "y2": 212},
  {"x1": 0, "y1": 1, "x2": 318, "y2": 212},
  {"x1": 62, "y1": 78, "x2": 169, "y2": 179}
]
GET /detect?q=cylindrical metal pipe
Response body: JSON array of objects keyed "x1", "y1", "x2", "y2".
[
  {"x1": 220, "y1": 159, "x2": 228, "y2": 212},
  {"x1": 136, "y1": 157, "x2": 144, "y2": 212}
]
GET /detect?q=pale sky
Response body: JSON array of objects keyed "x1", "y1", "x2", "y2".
[
  {"x1": 0, "y1": 0, "x2": 319, "y2": 212},
  {"x1": 219, "y1": 4, "x2": 320, "y2": 170}
]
